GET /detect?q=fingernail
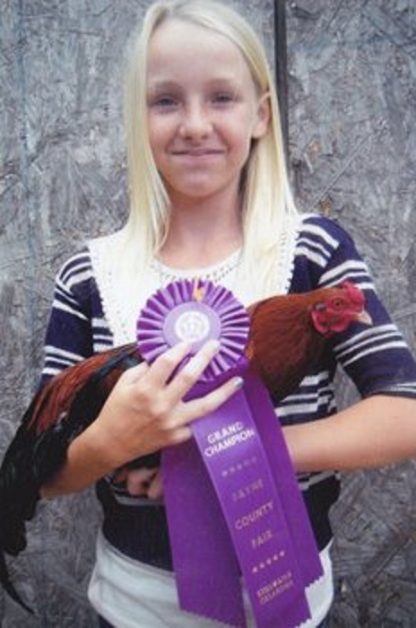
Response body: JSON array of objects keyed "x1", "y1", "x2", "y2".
[
  {"x1": 175, "y1": 341, "x2": 192, "y2": 354},
  {"x1": 233, "y1": 376, "x2": 244, "y2": 389},
  {"x1": 204, "y1": 339, "x2": 221, "y2": 354}
]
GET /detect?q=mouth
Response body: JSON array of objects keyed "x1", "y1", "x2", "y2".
[{"x1": 171, "y1": 148, "x2": 224, "y2": 157}]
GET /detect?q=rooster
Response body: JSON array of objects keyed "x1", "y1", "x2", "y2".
[{"x1": 0, "y1": 281, "x2": 371, "y2": 611}]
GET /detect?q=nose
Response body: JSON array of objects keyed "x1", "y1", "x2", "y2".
[{"x1": 179, "y1": 101, "x2": 212, "y2": 139}]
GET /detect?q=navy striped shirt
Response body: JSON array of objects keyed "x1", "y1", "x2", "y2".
[{"x1": 41, "y1": 214, "x2": 416, "y2": 559}]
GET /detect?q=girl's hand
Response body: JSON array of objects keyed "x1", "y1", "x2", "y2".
[{"x1": 90, "y1": 339, "x2": 242, "y2": 470}]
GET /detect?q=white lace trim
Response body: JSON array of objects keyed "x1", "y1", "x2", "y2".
[
  {"x1": 150, "y1": 248, "x2": 242, "y2": 287},
  {"x1": 88, "y1": 231, "x2": 141, "y2": 345},
  {"x1": 88, "y1": 214, "x2": 304, "y2": 346},
  {"x1": 274, "y1": 212, "x2": 302, "y2": 295}
]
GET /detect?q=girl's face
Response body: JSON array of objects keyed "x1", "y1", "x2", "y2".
[{"x1": 146, "y1": 19, "x2": 269, "y2": 207}]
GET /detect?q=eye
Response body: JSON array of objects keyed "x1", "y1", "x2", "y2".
[
  {"x1": 211, "y1": 92, "x2": 235, "y2": 105},
  {"x1": 148, "y1": 95, "x2": 179, "y2": 110},
  {"x1": 332, "y1": 298, "x2": 343, "y2": 309}
]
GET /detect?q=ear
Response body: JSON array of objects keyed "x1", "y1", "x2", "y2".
[{"x1": 251, "y1": 92, "x2": 271, "y2": 139}]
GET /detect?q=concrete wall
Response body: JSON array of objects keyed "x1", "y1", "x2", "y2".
[{"x1": 0, "y1": 0, "x2": 414, "y2": 625}]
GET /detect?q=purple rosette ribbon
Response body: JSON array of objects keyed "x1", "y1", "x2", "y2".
[{"x1": 137, "y1": 280, "x2": 322, "y2": 628}]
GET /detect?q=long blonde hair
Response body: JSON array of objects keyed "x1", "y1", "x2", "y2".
[{"x1": 122, "y1": 0, "x2": 298, "y2": 298}]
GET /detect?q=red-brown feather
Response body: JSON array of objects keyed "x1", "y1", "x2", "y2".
[
  {"x1": 247, "y1": 293, "x2": 325, "y2": 400},
  {"x1": 28, "y1": 343, "x2": 139, "y2": 433},
  {"x1": 246, "y1": 283, "x2": 369, "y2": 400}
]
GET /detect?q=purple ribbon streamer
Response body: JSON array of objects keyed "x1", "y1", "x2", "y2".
[
  {"x1": 163, "y1": 367, "x2": 322, "y2": 627},
  {"x1": 243, "y1": 369, "x2": 323, "y2": 588},
  {"x1": 163, "y1": 439, "x2": 245, "y2": 627}
]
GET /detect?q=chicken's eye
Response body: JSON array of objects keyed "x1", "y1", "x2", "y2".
[{"x1": 332, "y1": 298, "x2": 343, "y2": 309}]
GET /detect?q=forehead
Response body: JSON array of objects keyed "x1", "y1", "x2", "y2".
[{"x1": 147, "y1": 18, "x2": 255, "y2": 89}]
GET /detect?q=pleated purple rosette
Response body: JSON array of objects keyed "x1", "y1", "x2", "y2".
[
  {"x1": 137, "y1": 279, "x2": 323, "y2": 628},
  {"x1": 136, "y1": 279, "x2": 250, "y2": 379}
]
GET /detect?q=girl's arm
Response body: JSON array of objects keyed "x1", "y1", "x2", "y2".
[
  {"x1": 284, "y1": 394, "x2": 416, "y2": 473},
  {"x1": 41, "y1": 340, "x2": 242, "y2": 497}
]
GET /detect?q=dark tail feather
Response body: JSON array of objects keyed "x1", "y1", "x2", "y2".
[
  {"x1": 0, "y1": 347, "x2": 141, "y2": 611},
  {"x1": 0, "y1": 550, "x2": 34, "y2": 614}
]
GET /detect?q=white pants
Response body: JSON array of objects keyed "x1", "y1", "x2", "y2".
[{"x1": 88, "y1": 531, "x2": 333, "y2": 628}]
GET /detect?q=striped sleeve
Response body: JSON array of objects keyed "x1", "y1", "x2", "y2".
[
  {"x1": 302, "y1": 216, "x2": 416, "y2": 399},
  {"x1": 40, "y1": 249, "x2": 95, "y2": 384}
]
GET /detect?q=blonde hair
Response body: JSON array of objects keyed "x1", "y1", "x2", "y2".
[{"x1": 122, "y1": 0, "x2": 298, "y2": 298}]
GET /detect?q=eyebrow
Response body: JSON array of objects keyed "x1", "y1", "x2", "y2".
[
  {"x1": 147, "y1": 80, "x2": 181, "y2": 94},
  {"x1": 147, "y1": 77, "x2": 241, "y2": 95}
]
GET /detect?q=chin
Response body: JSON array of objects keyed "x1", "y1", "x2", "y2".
[{"x1": 167, "y1": 180, "x2": 230, "y2": 201}]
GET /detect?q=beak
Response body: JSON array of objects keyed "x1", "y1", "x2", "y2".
[{"x1": 355, "y1": 309, "x2": 372, "y2": 325}]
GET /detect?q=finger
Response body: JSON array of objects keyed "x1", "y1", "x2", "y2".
[
  {"x1": 112, "y1": 467, "x2": 128, "y2": 484},
  {"x1": 120, "y1": 361, "x2": 149, "y2": 384},
  {"x1": 166, "y1": 339, "x2": 221, "y2": 402},
  {"x1": 180, "y1": 375, "x2": 243, "y2": 424},
  {"x1": 145, "y1": 341, "x2": 192, "y2": 387},
  {"x1": 165, "y1": 424, "x2": 193, "y2": 447},
  {"x1": 147, "y1": 469, "x2": 164, "y2": 501},
  {"x1": 126, "y1": 468, "x2": 158, "y2": 496}
]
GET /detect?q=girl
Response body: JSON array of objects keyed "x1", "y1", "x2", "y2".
[{"x1": 37, "y1": 1, "x2": 416, "y2": 626}]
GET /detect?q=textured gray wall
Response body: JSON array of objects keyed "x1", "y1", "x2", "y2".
[
  {"x1": 0, "y1": 1, "x2": 274, "y2": 626},
  {"x1": 287, "y1": 1, "x2": 416, "y2": 626},
  {"x1": 0, "y1": 0, "x2": 415, "y2": 626}
]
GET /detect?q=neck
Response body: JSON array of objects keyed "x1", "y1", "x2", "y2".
[{"x1": 159, "y1": 187, "x2": 243, "y2": 269}]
